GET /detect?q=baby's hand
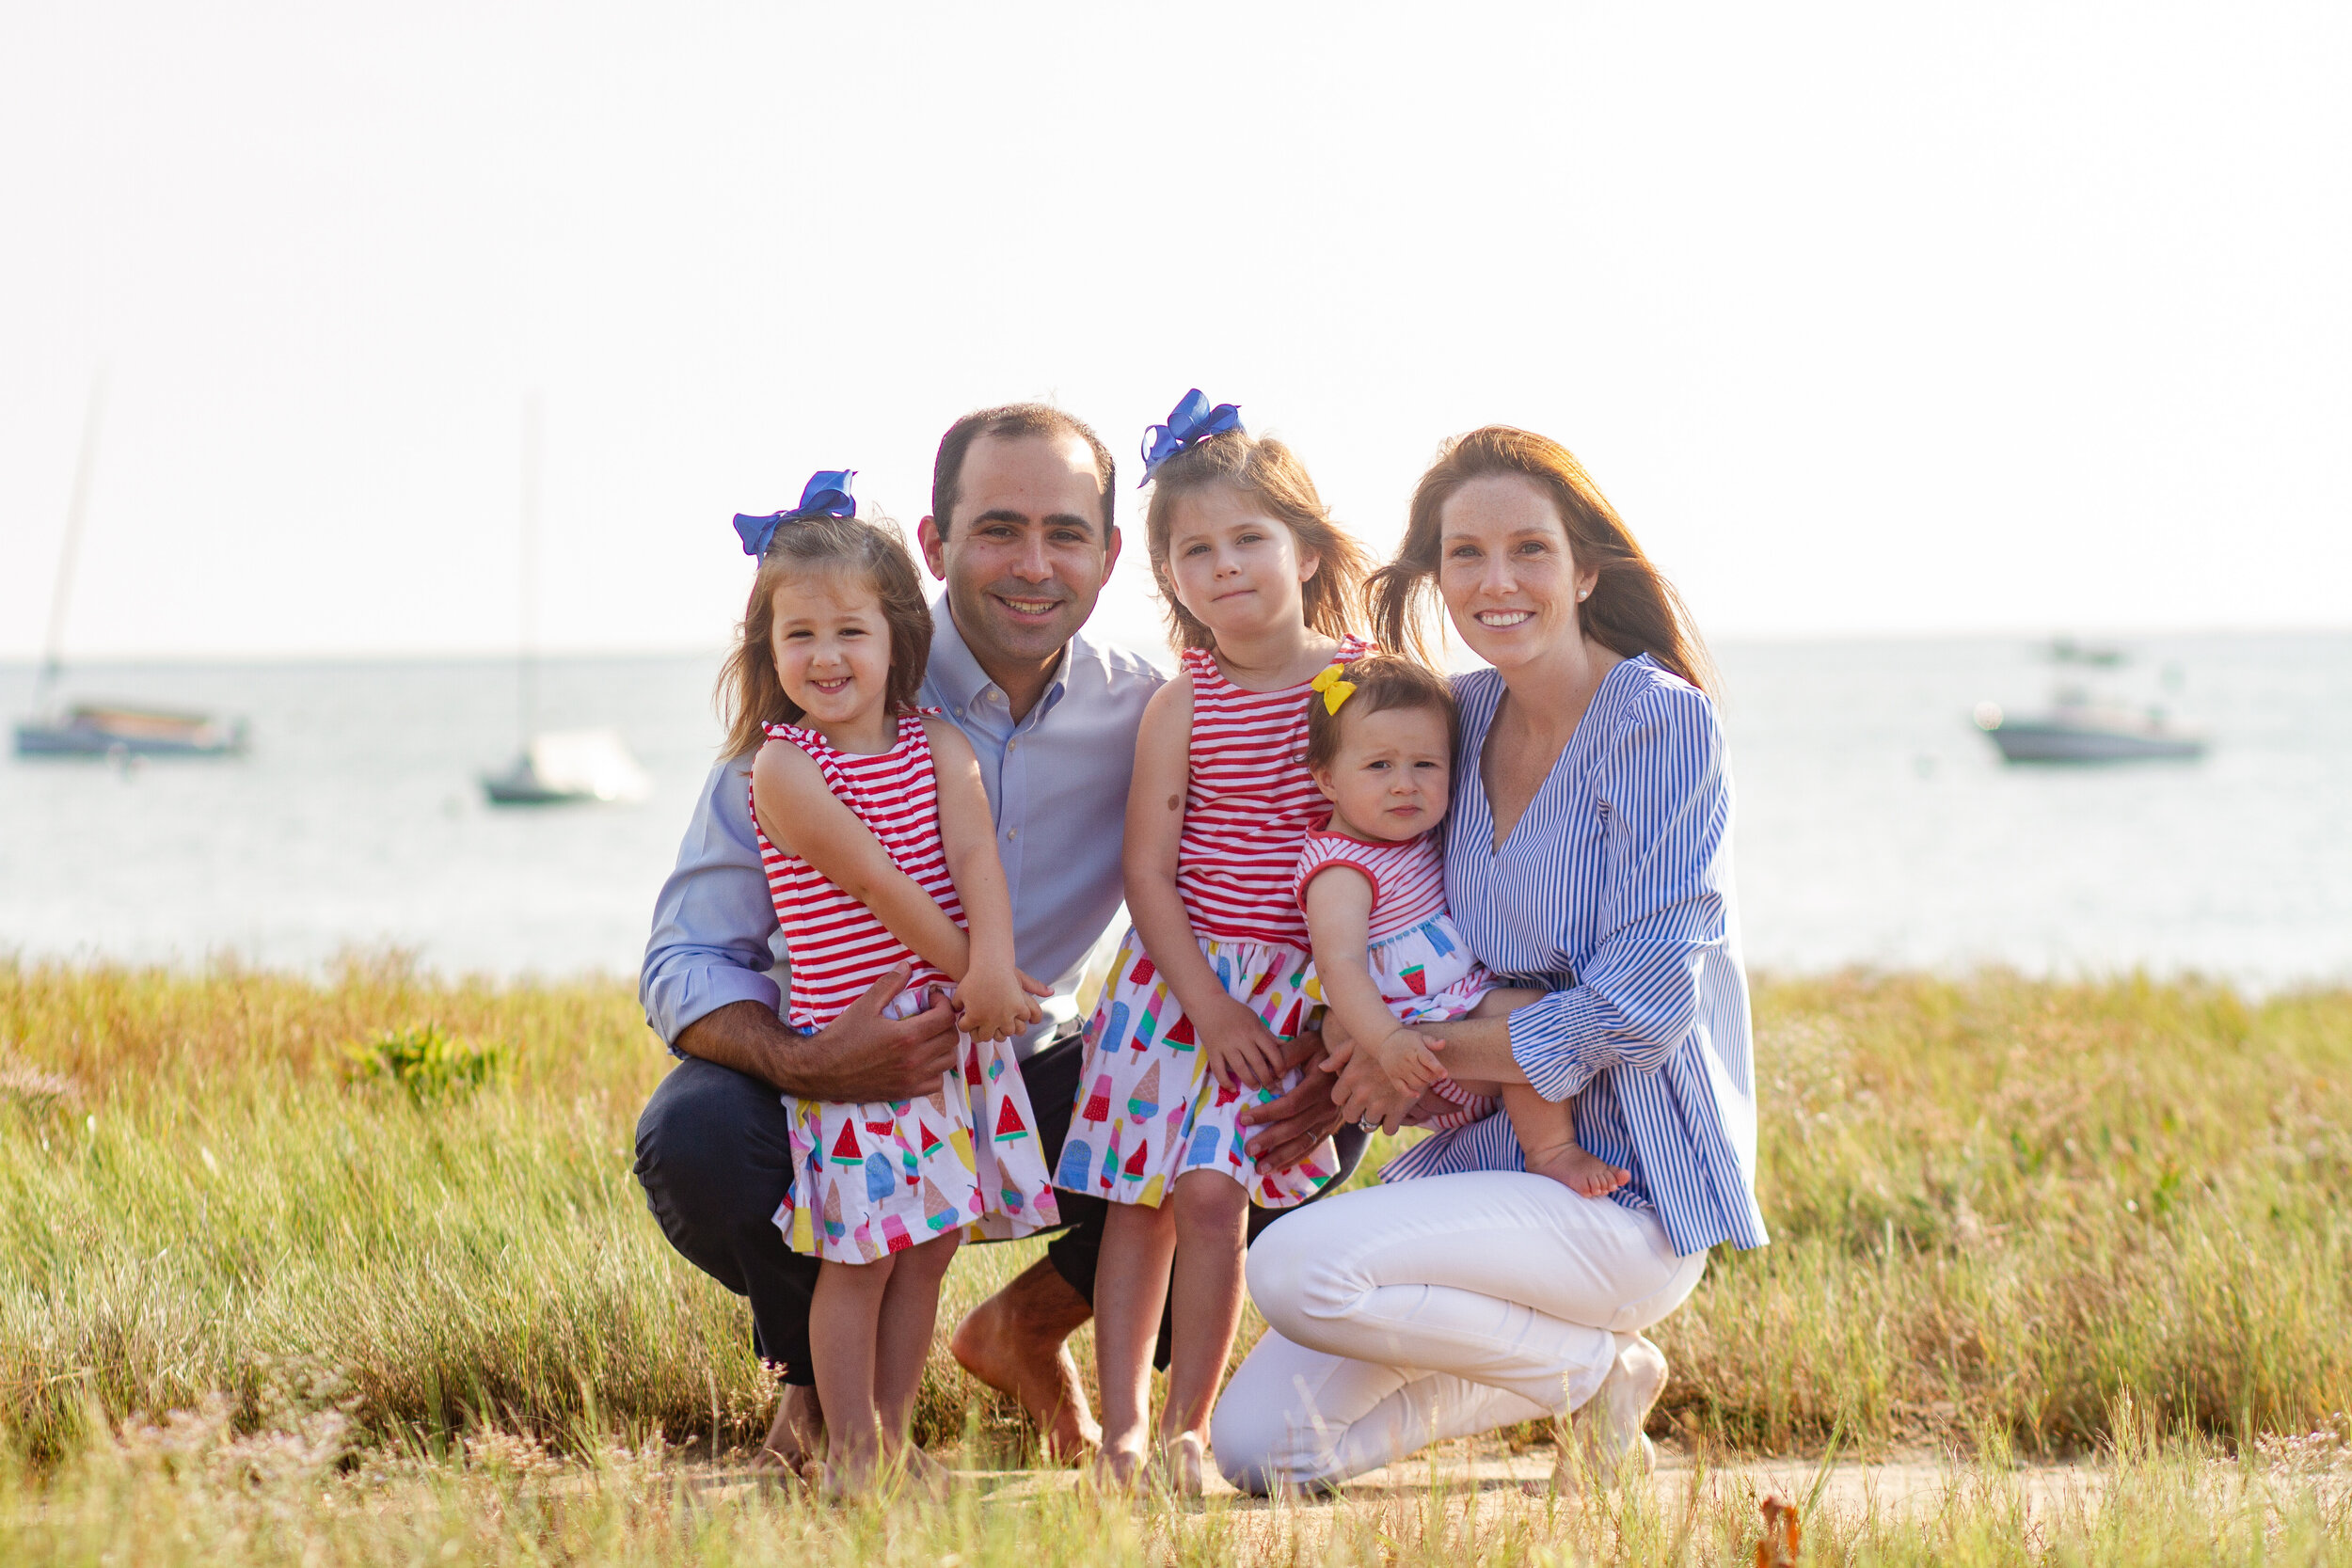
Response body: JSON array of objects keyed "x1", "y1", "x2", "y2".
[
  {"x1": 952, "y1": 966, "x2": 1043, "y2": 1043},
  {"x1": 1371, "y1": 1027, "x2": 1446, "y2": 1091},
  {"x1": 1195, "y1": 993, "x2": 1285, "y2": 1091}
]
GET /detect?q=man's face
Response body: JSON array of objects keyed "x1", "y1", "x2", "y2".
[{"x1": 918, "y1": 433, "x2": 1120, "y2": 670}]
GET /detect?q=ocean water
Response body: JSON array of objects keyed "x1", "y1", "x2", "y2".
[{"x1": 3, "y1": 634, "x2": 2348, "y2": 991}]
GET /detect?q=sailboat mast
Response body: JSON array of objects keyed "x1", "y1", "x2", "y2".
[
  {"x1": 518, "y1": 394, "x2": 541, "y2": 751},
  {"x1": 37, "y1": 372, "x2": 109, "y2": 709}
]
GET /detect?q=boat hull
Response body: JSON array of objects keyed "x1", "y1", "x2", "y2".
[
  {"x1": 1987, "y1": 721, "x2": 2205, "y2": 764},
  {"x1": 14, "y1": 717, "x2": 247, "y2": 758}
]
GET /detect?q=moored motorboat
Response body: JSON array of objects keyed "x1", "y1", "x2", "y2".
[
  {"x1": 483, "y1": 727, "x2": 650, "y2": 804},
  {"x1": 1973, "y1": 699, "x2": 2205, "y2": 764}
]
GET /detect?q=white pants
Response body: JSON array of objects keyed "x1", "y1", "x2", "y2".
[{"x1": 1211, "y1": 1171, "x2": 1707, "y2": 1492}]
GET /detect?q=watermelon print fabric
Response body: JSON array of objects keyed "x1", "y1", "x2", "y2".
[
  {"x1": 773, "y1": 984, "x2": 1060, "y2": 1262},
  {"x1": 1056, "y1": 927, "x2": 1338, "y2": 1211}
]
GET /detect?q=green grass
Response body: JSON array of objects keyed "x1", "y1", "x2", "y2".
[{"x1": 2, "y1": 958, "x2": 2348, "y2": 1480}]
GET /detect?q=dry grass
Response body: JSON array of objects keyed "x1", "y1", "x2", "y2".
[{"x1": 3, "y1": 958, "x2": 2349, "y2": 1479}]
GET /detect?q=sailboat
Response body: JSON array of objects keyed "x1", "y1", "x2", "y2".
[
  {"x1": 481, "y1": 397, "x2": 648, "y2": 806},
  {"x1": 14, "y1": 373, "x2": 248, "y2": 760}
]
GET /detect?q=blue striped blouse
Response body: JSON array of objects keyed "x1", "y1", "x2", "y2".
[{"x1": 1382, "y1": 655, "x2": 1770, "y2": 1257}]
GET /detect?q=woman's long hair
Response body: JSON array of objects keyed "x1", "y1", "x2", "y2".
[
  {"x1": 1143, "y1": 431, "x2": 1371, "y2": 652},
  {"x1": 716, "y1": 515, "x2": 933, "y2": 760},
  {"x1": 1367, "y1": 426, "x2": 1713, "y2": 694}
]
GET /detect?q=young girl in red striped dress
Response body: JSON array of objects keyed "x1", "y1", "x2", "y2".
[
  {"x1": 1054, "y1": 393, "x2": 1372, "y2": 1490},
  {"x1": 723, "y1": 475, "x2": 1059, "y2": 1496}
]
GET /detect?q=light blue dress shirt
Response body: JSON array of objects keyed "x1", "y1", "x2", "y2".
[
  {"x1": 639, "y1": 598, "x2": 1166, "y2": 1058},
  {"x1": 1382, "y1": 656, "x2": 1769, "y2": 1257}
]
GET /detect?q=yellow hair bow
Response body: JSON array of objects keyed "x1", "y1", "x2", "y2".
[{"x1": 1310, "y1": 663, "x2": 1357, "y2": 715}]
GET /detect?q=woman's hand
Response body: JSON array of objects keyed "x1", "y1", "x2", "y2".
[
  {"x1": 1194, "y1": 992, "x2": 1286, "y2": 1091},
  {"x1": 952, "y1": 965, "x2": 1046, "y2": 1043}
]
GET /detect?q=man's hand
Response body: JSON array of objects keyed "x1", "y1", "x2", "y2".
[
  {"x1": 672, "y1": 964, "x2": 959, "y2": 1101},
  {"x1": 1237, "y1": 1061, "x2": 1347, "y2": 1173}
]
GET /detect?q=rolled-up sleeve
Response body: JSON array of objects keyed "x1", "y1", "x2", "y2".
[
  {"x1": 640, "y1": 756, "x2": 785, "y2": 1051},
  {"x1": 1511, "y1": 686, "x2": 1730, "y2": 1101}
]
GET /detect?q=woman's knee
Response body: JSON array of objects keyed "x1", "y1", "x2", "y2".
[{"x1": 1242, "y1": 1210, "x2": 1350, "y2": 1343}]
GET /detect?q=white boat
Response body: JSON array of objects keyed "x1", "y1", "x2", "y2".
[
  {"x1": 480, "y1": 398, "x2": 648, "y2": 807},
  {"x1": 14, "y1": 373, "x2": 249, "y2": 762},
  {"x1": 1973, "y1": 698, "x2": 2206, "y2": 764},
  {"x1": 483, "y1": 727, "x2": 650, "y2": 804}
]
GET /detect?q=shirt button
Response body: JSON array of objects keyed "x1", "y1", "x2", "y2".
[
  {"x1": 1008, "y1": 739, "x2": 1018, "y2": 752},
  {"x1": 1005, "y1": 828, "x2": 1017, "y2": 839}
]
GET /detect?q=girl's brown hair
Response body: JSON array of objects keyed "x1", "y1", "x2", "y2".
[
  {"x1": 716, "y1": 515, "x2": 933, "y2": 760},
  {"x1": 1142, "y1": 431, "x2": 1371, "y2": 652},
  {"x1": 1367, "y1": 426, "x2": 1714, "y2": 694},
  {"x1": 1301, "y1": 653, "x2": 1460, "y2": 775}
]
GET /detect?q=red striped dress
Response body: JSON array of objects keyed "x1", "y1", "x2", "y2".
[
  {"x1": 1056, "y1": 637, "x2": 1368, "y2": 1211},
  {"x1": 1176, "y1": 635, "x2": 1373, "y2": 947},
  {"x1": 752, "y1": 710, "x2": 1059, "y2": 1264},
  {"x1": 753, "y1": 712, "x2": 961, "y2": 1031}
]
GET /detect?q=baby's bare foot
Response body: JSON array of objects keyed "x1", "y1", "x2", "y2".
[{"x1": 1528, "y1": 1144, "x2": 1629, "y2": 1198}]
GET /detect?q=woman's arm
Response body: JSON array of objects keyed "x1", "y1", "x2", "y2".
[
  {"x1": 925, "y1": 719, "x2": 1044, "y2": 1040},
  {"x1": 1489, "y1": 684, "x2": 1731, "y2": 1101},
  {"x1": 1122, "y1": 677, "x2": 1285, "y2": 1088},
  {"x1": 751, "y1": 737, "x2": 972, "y2": 979},
  {"x1": 1301, "y1": 867, "x2": 1443, "y2": 1089}
]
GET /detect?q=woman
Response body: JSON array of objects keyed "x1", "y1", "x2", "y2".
[{"x1": 1209, "y1": 427, "x2": 1769, "y2": 1495}]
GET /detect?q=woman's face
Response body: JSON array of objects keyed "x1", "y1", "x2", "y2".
[
  {"x1": 1163, "y1": 482, "x2": 1321, "y2": 645},
  {"x1": 1436, "y1": 474, "x2": 1597, "y2": 672}
]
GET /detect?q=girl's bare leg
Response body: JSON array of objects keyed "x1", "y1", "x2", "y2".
[
  {"x1": 874, "y1": 1230, "x2": 961, "y2": 1490},
  {"x1": 808, "y1": 1254, "x2": 895, "y2": 1495},
  {"x1": 1160, "y1": 1169, "x2": 1249, "y2": 1494},
  {"x1": 1092, "y1": 1198, "x2": 1178, "y2": 1485}
]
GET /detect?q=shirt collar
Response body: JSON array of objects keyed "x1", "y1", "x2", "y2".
[{"x1": 927, "y1": 594, "x2": 1074, "y2": 722}]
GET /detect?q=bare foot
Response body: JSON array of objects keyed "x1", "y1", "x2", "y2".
[
  {"x1": 1526, "y1": 1143, "x2": 1630, "y2": 1199},
  {"x1": 1157, "y1": 1430, "x2": 1206, "y2": 1497},
  {"x1": 896, "y1": 1442, "x2": 955, "y2": 1502},
  {"x1": 750, "y1": 1384, "x2": 823, "y2": 1478},
  {"x1": 949, "y1": 1259, "x2": 1102, "y2": 1464},
  {"x1": 1090, "y1": 1442, "x2": 1147, "y2": 1491}
]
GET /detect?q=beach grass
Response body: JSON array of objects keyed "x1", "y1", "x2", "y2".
[{"x1": 2, "y1": 958, "x2": 2348, "y2": 1486}]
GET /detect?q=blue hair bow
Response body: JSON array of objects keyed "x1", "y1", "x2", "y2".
[
  {"x1": 1138, "y1": 389, "x2": 1242, "y2": 484},
  {"x1": 733, "y1": 469, "x2": 858, "y2": 558}
]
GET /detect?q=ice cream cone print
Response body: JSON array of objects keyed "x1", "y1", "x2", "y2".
[
  {"x1": 1081, "y1": 1073, "x2": 1113, "y2": 1123},
  {"x1": 1127, "y1": 1061, "x2": 1161, "y2": 1121},
  {"x1": 999, "y1": 1180, "x2": 1025, "y2": 1213},
  {"x1": 852, "y1": 1216, "x2": 877, "y2": 1260},
  {"x1": 927, "y1": 1087, "x2": 949, "y2": 1120},
  {"x1": 922, "y1": 1177, "x2": 957, "y2": 1233},
  {"x1": 993, "y1": 1098, "x2": 1030, "y2": 1142},
  {"x1": 822, "y1": 1180, "x2": 845, "y2": 1242},
  {"x1": 830, "y1": 1121, "x2": 863, "y2": 1166}
]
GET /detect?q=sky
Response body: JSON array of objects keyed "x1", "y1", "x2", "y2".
[{"x1": 4, "y1": 2, "x2": 2347, "y2": 663}]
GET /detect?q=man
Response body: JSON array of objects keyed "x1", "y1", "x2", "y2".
[{"x1": 632, "y1": 403, "x2": 1361, "y2": 1472}]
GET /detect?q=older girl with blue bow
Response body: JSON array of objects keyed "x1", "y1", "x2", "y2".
[
  {"x1": 722, "y1": 473, "x2": 1061, "y2": 1497},
  {"x1": 1054, "y1": 392, "x2": 1373, "y2": 1491}
]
